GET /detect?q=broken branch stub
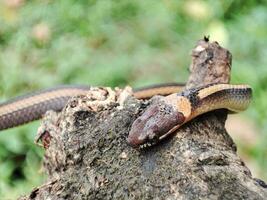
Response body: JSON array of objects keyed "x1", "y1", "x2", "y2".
[{"x1": 20, "y1": 39, "x2": 267, "y2": 200}]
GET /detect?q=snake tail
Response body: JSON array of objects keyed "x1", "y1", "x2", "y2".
[{"x1": 0, "y1": 86, "x2": 91, "y2": 130}]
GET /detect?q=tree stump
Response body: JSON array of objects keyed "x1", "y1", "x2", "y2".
[{"x1": 20, "y1": 38, "x2": 267, "y2": 200}]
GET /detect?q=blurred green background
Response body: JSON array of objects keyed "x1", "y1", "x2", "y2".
[{"x1": 0, "y1": 0, "x2": 266, "y2": 198}]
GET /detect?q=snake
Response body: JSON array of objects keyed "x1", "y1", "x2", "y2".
[
  {"x1": 0, "y1": 83, "x2": 252, "y2": 148},
  {"x1": 127, "y1": 83, "x2": 252, "y2": 148}
]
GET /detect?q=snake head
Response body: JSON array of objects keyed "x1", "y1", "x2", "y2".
[{"x1": 127, "y1": 101, "x2": 186, "y2": 148}]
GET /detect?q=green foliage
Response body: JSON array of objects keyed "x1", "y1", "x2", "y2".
[{"x1": 0, "y1": 0, "x2": 267, "y2": 198}]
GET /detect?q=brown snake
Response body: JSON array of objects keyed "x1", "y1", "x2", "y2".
[{"x1": 0, "y1": 83, "x2": 252, "y2": 147}]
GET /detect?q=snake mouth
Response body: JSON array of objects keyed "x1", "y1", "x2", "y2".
[
  {"x1": 139, "y1": 140, "x2": 158, "y2": 149},
  {"x1": 138, "y1": 125, "x2": 182, "y2": 149},
  {"x1": 127, "y1": 128, "x2": 159, "y2": 148},
  {"x1": 158, "y1": 123, "x2": 181, "y2": 141}
]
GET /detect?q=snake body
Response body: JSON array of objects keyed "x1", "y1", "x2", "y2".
[
  {"x1": 0, "y1": 83, "x2": 184, "y2": 131},
  {"x1": 0, "y1": 83, "x2": 252, "y2": 148}
]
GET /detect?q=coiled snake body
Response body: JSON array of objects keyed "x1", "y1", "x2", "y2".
[{"x1": 0, "y1": 83, "x2": 252, "y2": 147}]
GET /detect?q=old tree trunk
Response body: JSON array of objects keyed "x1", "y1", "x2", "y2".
[{"x1": 20, "y1": 39, "x2": 267, "y2": 200}]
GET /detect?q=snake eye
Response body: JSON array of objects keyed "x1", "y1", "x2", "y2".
[{"x1": 176, "y1": 112, "x2": 186, "y2": 125}]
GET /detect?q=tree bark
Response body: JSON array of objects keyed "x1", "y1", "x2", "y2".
[{"x1": 20, "y1": 38, "x2": 267, "y2": 200}]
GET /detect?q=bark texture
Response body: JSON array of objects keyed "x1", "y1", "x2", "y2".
[{"x1": 20, "y1": 38, "x2": 267, "y2": 200}]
